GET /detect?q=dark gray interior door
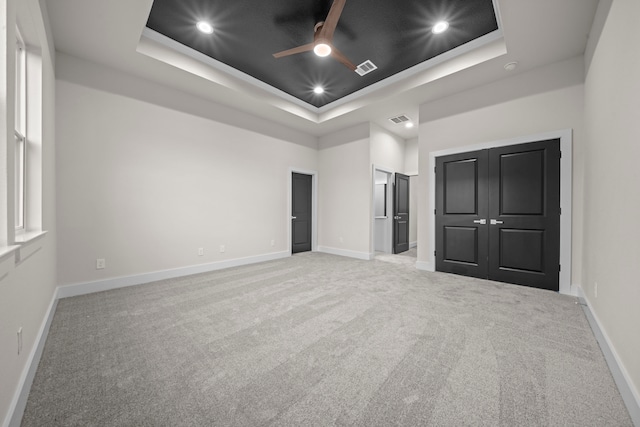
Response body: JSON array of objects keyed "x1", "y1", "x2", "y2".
[
  {"x1": 488, "y1": 140, "x2": 561, "y2": 291},
  {"x1": 393, "y1": 173, "x2": 410, "y2": 254},
  {"x1": 435, "y1": 150, "x2": 489, "y2": 279},
  {"x1": 292, "y1": 173, "x2": 312, "y2": 254},
  {"x1": 435, "y1": 139, "x2": 561, "y2": 291}
]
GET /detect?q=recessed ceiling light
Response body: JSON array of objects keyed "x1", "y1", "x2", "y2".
[
  {"x1": 405, "y1": 122, "x2": 414, "y2": 129},
  {"x1": 313, "y1": 43, "x2": 332, "y2": 57},
  {"x1": 313, "y1": 86, "x2": 324, "y2": 94},
  {"x1": 196, "y1": 21, "x2": 214, "y2": 34},
  {"x1": 432, "y1": 21, "x2": 449, "y2": 34}
]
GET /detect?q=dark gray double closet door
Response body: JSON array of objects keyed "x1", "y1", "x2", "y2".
[{"x1": 435, "y1": 139, "x2": 561, "y2": 291}]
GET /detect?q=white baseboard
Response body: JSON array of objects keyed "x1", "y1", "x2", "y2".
[
  {"x1": 317, "y1": 246, "x2": 374, "y2": 261},
  {"x1": 4, "y1": 290, "x2": 59, "y2": 427},
  {"x1": 415, "y1": 260, "x2": 435, "y2": 272},
  {"x1": 409, "y1": 241, "x2": 417, "y2": 249},
  {"x1": 569, "y1": 283, "x2": 581, "y2": 297},
  {"x1": 577, "y1": 287, "x2": 640, "y2": 426},
  {"x1": 58, "y1": 251, "x2": 290, "y2": 298}
]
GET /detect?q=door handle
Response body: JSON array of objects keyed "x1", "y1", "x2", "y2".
[
  {"x1": 394, "y1": 216, "x2": 401, "y2": 220},
  {"x1": 473, "y1": 219, "x2": 487, "y2": 225},
  {"x1": 291, "y1": 216, "x2": 297, "y2": 220},
  {"x1": 490, "y1": 219, "x2": 504, "y2": 225}
]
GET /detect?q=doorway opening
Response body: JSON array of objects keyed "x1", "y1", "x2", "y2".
[
  {"x1": 372, "y1": 166, "x2": 414, "y2": 257},
  {"x1": 374, "y1": 168, "x2": 393, "y2": 254}
]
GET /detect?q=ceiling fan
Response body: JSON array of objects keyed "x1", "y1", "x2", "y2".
[{"x1": 272, "y1": 0, "x2": 357, "y2": 72}]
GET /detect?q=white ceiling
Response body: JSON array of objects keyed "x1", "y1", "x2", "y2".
[{"x1": 46, "y1": 0, "x2": 599, "y2": 139}]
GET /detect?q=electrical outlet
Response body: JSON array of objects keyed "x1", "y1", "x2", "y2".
[
  {"x1": 96, "y1": 258, "x2": 106, "y2": 269},
  {"x1": 198, "y1": 248, "x2": 204, "y2": 256},
  {"x1": 594, "y1": 282, "x2": 598, "y2": 298},
  {"x1": 17, "y1": 327, "x2": 23, "y2": 355},
  {"x1": 339, "y1": 237, "x2": 344, "y2": 243},
  {"x1": 271, "y1": 240, "x2": 275, "y2": 247},
  {"x1": 220, "y1": 245, "x2": 225, "y2": 253}
]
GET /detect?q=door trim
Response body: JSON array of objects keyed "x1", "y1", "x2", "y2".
[
  {"x1": 424, "y1": 129, "x2": 573, "y2": 295},
  {"x1": 288, "y1": 168, "x2": 318, "y2": 255}
]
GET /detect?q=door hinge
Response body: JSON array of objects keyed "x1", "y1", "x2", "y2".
[
  {"x1": 434, "y1": 166, "x2": 436, "y2": 173},
  {"x1": 559, "y1": 264, "x2": 561, "y2": 272},
  {"x1": 434, "y1": 209, "x2": 436, "y2": 215},
  {"x1": 434, "y1": 250, "x2": 436, "y2": 256},
  {"x1": 559, "y1": 207, "x2": 562, "y2": 214}
]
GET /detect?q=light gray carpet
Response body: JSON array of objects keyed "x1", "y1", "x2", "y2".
[
  {"x1": 22, "y1": 252, "x2": 632, "y2": 426},
  {"x1": 375, "y1": 247, "x2": 417, "y2": 267}
]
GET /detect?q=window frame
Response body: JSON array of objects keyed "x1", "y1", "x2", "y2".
[{"x1": 14, "y1": 28, "x2": 27, "y2": 232}]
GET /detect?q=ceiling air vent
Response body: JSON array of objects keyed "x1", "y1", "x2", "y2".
[
  {"x1": 355, "y1": 60, "x2": 377, "y2": 76},
  {"x1": 388, "y1": 114, "x2": 410, "y2": 124}
]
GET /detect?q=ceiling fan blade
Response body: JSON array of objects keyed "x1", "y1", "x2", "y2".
[
  {"x1": 319, "y1": 0, "x2": 347, "y2": 41},
  {"x1": 330, "y1": 45, "x2": 356, "y2": 71},
  {"x1": 273, "y1": 43, "x2": 315, "y2": 58}
]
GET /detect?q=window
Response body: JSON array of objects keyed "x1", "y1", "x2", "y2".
[
  {"x1": 15, "y1": 29, "x2": 26, "y2": 231},
  {"x1": 9, "y1": 17, "x2": 45, "y2": 244},
  {"x1": 14, "y1": 132, "x2": 25, "y2": 230}
]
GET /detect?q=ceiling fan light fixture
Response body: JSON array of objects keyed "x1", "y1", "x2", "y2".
[
  {"x1": 196, "y1": 21, "x2": 214, "y2": 34},
  {"x1": 314, "y1": 43, "x2": 332, "y2": 57},
  {"x1": 432, "y1": 21, "x2": 449, "y2": 34}
]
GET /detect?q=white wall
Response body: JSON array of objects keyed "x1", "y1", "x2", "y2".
[
  {"x1": 55, "y1": 54, "x2": 318, "y2": 152},
  {"x1": 405, "y1": 137, "x2": 419, "y2": 246},
  {"x1": 582, "y1": 0, "x2": 640, "y2": 408},
  {"x1": 404, "y1": 138, "x2": 418, "y2": 175},
  {"x1": 370, "y1": 123, "x2": 405, "y2": 173},
  {"x1": 408, "y1": 175, "x2": 418, "y2": 246},
  {"x1": 0, "y1": 0, "x2": 57, "y2": 424},
  {"x1": 418, "y1": 58, "x2": 585, "y2": 285},
  {"x1": 56, "y1": 58, "x2": 317, "y2": 286},
  {"x1": 317, "y1": 124, "x2": 371, "y2": 258}
]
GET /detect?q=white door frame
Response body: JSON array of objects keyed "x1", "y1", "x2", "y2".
[
  {"x1": 288, "y1": 168, "x2": 318, "y2": 254},
  {"x1": 423, "y1": 129, "x2": 573, "y2": 295}
]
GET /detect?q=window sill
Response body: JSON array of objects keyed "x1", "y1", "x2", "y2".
[
  {"x1": 0, "y1": 245, "x2": 20, "y2": 261},
  {"x1": 15, "y1": 230, "x2": 48, "y2": 245}
]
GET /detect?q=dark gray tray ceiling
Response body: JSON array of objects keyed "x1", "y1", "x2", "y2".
[{"x1": 146, "y1": 0, "x2": 498, "y2": 108}]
